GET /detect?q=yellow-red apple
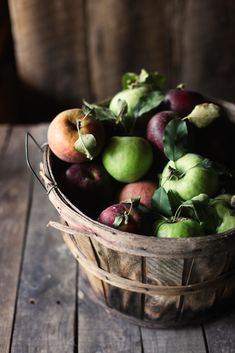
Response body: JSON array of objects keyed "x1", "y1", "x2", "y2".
[{"x1": 48, "y1": 109, "x2": 105, "y2": 163}]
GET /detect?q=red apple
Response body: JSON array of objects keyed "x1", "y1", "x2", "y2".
[
  {"x1": 146, "y1": 111, "x2": 180, "y2": 154},
  {"x1": 63, "y1": 162, "x2": 114, "y2": 216},
  {"x1": 97, "y1": 201, "x2": 148, "y2": 234},
  {"x1": 48, "y1": 108, "x2": 105, "y2": 163},
  {"x1": 164, "y1": 88, "x2": 205, "y2": 117},
  {"x1": 117, "y1": 180, "x2": 157, "y2": 208}
]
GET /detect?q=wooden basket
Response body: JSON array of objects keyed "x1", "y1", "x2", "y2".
[{"x1": 40, "y1": 100, "x2": 235, "y2": 328}]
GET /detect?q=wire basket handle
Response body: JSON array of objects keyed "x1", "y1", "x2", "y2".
[{"x1": 25, "y1": 132, "x2": 48, "y2": 192}]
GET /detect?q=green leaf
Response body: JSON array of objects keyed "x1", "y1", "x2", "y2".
[
  {"x1": 202, "y1": 158, "x2": 232, "y2": 178},
  {"x1": 133, "y1": 90, "x2": 164, "y2": 118},
  {"x1": 151, "y1": 187, "x2": 173, "y2": 217},
  {"x1": 82, "y1": 101, "x2": 117, "y2": 122},
  {"x1": 121, "y1": 69, "x2": 166, "y2": 90},
  {"x1": 178, "y1": 194, "x2": 218, "y2": 234},
  {"x1": 163, "y1": 119, "x2": 188, "y2": 161},
  {"x1": 139, "y1": 69, "x2": 166, "y2": 90},
  {"x1": 113, "y1": 214, "x2": 125, "y2": 228},
  {"x1": 122, "y1": 72, "x2": 139, "y2": 89},
  {"x1": 74, "y1": 133, "x2": 97, "y2": 160},
  {"x1": 115, "y1": 99, "x2": 128, "y2": 128},
  {"x1": 184, "y1": 103, "x2": 220, "y2": 128},
  {"x1": 167, "y1": 190, "x2": 182, "y2": 214}
]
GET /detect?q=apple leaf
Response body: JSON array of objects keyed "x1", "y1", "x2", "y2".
[
  {"x1": 151, "y1": 187, "x2": 173, "y2": 217},
  {"x1": 167, "y1": 190, "x2": 182, "y2": 214},
  {"x1": 115, "y1": 99, "x2": 129, "y2": 129},
  {"x1": 184, "y1": 103, "x2": 220, "y2": 128},
  {"x1": 122, "y1": 69, "x2": 166, "y2": 90},
  {"x1": 177, "y1": 195, "x2": 218, "y2": 234},
  {"x1": 133, "y1": 90, "x2": 164, "y2": 118},
  {"x1": 82, "y1": 101, "x2": 116, "y2": 122},
  {"x1": 113, "y1": 214, "x2": 125, "y2": 228},
  {"x1": 163, "y1": 119, "x2": 188, "y2": 161},
  {"x1": 139, "y1": 70, "x2": 166, "y2": 90},
  {"x1": 202, "y1": 158, "x2": 232, "y2": 177},
  {"x1": 122, "y1": 72, "x2": 139, "y2": 90},
  {"x1": 74, "y1": 133, "x2": 97, "y2": 160}
]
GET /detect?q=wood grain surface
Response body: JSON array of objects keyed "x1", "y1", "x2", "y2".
[
  {"x1": 10, "y1": 125, "x2": 77, "y2": 353},
  {"x1": 0, "y1": 126, "x2": 31, "y2": 353}
]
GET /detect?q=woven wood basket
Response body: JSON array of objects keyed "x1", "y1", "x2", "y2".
[{"x1": 40, "y1": 100, "x2": 235, "y2": 328}]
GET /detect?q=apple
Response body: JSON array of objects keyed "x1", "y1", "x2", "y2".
[
  {"x1": 160, "y1": 153, "x2": 219, "y2": 200},
  {"x1": 210, "y1": 194, "x2": 235, "y2": 234},
  {"x1": 117, "y1": 180, "x2": 157, "y2": 208},
  {"x1": 102, "y1": 136, "x2": 153, "y2": 183},
  {"x1": 146, "y1": 111, "x2": 180, "y2": 154},
  {"x1": 164, "y1": 87, "x2": 205, "y2": 117},
  {"x1": 62, "y1": 162, "x2": 114, "y2": 216},
  {"x1": 47, "y1": 108, "x2": 105, "y2": 163},
  {"x1": 109, "y1": 86, "x2": 149, "y2": 118},
  {"x1": 153, "y1": 217, "x2": 204, "y2": 238},
  {"x1": 97, "y1": 201, "x2": 148, "y2": 234}
]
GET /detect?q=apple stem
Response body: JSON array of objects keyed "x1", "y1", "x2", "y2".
[
  {"x1": 172, "y1": 204, "x2": 184, "y2": 223},
  {"x1": 168, "y1": 166, "x2": 182, "y2": 180}
]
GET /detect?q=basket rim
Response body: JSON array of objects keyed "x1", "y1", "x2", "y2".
[{"x1": 41, "y1": 145, "x2": 235, "y2": 258}]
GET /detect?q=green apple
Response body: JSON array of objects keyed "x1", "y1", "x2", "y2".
[
  {"x1": 109, "y1": 86, "x2": 149, "y2": 118},
  {"x1": 160, "y1": 153, "x2": 219, "y2": 200},
  {"x1": 102, "y1": 136, "x2": 153, "y2": 183},
  {"x1": 210, "y1": 194, "x2": 235, "y2": 233},
  {"x1": 154, "y1": 217, "x2": 204, "y2": 238}
]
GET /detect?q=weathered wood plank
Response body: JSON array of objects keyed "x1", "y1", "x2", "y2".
[
  {"x1": 63, "y1": 231, "x2": 107, "y2": 301},
  {"x1": 78, "y1": 271, "x2": 142, "y2": 353},
  {"x1": 141, "y1": 326, "x2": 207, "y2": 353},
  {"x1": 0, "y1": 125, "x2": 32, "y2": 353},
  {"x1": 91, "y1": 242, "x2": 143, "y2": 317},
  {"x1": 204, "y1": 309, "x2": 235, "y2": 353},
  {"x1": 144, "y1": 257, "x2": 184, "y2": 324},
  {"x1": 11, "y1": 124, "x2": 77, "y2": 353}
]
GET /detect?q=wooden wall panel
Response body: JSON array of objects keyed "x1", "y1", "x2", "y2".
[
  {"x1": 181, "y1": 0, "x2": 235, "y2": 101},
  {"x1": 8, "y1": 0, "x2": 91, "y2": 106},
  {"x1": 86, "y1": 0, "x2": 170, "y2": 101},
  {"x1": 5, "y1": 0, "x2": 235, "y2": 122}
]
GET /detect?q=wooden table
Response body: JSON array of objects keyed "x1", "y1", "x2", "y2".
[{"x1": 1, "y1": 123, "x2": 235, "y2": 353}]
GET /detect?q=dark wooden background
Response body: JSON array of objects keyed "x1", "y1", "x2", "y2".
[{"x1": 1, "y1": 0, "x2": 235, "y2": 123}]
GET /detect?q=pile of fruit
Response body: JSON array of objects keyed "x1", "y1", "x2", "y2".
[{"x1": 47, "y1": 69, "x2": 235, "y2": 238}]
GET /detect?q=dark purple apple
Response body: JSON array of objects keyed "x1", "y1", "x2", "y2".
[
  {"x1": 164, "y1": 88, "x2": 205, "y2": 117},
  {"x1": 97, "y1": 202, "x2": 148, "y2": 234},
  {"x1": 64, "y1": 162, "x2": 114, "y2": 216},
  {"x1": 146, "y1": 111, "x2": 180, "y2": 154}
]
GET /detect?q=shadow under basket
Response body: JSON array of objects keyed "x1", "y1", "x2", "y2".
[{"x1": 41, "y1": 100, "x2": 235, "y2": 328}]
